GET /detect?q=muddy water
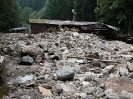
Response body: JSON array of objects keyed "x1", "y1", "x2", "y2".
[{"x1": 0, "y1": 67, "x2": 8, "y2": 98}]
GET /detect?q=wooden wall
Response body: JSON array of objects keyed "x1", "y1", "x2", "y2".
[{"x1": 30, "y1": 24, "x2": 48, "y2": 34}]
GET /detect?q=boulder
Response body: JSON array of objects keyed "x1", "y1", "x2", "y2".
[
  {"x1": 21, "y1": 45, "x2": 43, "y2": 56},
  {"x1": 105, "y1": 76, "x2": 133, "y2": 94},
  {"x1": 56, "y1": 67, "x2": 75, "y2": 80}
]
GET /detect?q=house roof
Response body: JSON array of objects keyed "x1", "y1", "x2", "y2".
[{"x1": 29, "y1": 19, "x2": 101, "y2": 26}]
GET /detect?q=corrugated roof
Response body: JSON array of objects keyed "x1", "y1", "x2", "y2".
[{"x1": 29, "y1": 19, "x2": 101, "y2": 26}]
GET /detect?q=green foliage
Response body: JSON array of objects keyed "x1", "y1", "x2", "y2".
[
  {"x1": 17, "y1": 0, "x2": 46, "y2": 11},
  {"x1": 75, "y1": 0, "x2": 96, "y2": 21},
  {"x1": 0, "y1": 0, "x2": 21, "y2": 31},
  {"x1": 38, "y1": 0, "x2": 96, "y2": 21},
  {"x1": 95, "y1": 0, "x2": 133, "y2": 33},
  {"x1": 21, "y1": 7, "x2": 33, "y2": 25},
  {"x1": 40, "y1": 0, "x2": 74, "y2": 20}
]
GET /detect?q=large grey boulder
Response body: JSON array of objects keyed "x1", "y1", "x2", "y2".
[{"x1": 56, "y1": 67, "x2": 75, "y2": 80}]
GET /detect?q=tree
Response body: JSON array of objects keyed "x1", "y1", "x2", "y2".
[
  {"x1": 95, "y1": 0, "x2": 133, "y2": 34},
  {"x1": 39, "y1": 0, "x2": 74, "y2": 20},
  {"x1": 17, "y1": 0, "x2": 46, "y2": 11},
  {"x1": 0, "y1": 0, "x2": 21, "y2": 31},
  {"x1": 75, "y1": 0, "x2": 96, "y2": 21},
  {"x1": 21, "y1": 7, "x2": 33, "y2": 25}
]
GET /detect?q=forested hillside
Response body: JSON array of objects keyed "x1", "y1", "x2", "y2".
[
  {"x1": 0, "y1": 0, "x2": 21, "y2": 31},
  {"x1": 17, "y1": 0, "x2": 46, "y2": 11},
  {"x1": 0, "y1": 0, "x2": 133, "y2": 34}
]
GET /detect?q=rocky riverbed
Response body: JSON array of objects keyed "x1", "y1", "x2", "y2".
[{"x1": 0, "y1": 31, "x2": 133, "y2": 99}]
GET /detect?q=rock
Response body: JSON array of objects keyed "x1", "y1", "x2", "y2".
[
  {"x1": 15, "y1": 41, "x2": 25, "y2": 53},
  {"x1": 20, "y1": 55, "x2": 34, "y2": 65},
  {"x1": 35, "y1": 55, "x2": 42, "y2": 64},
  {"x1": 56, "y1": 67, "x2": 75, "y2": 80},
  {"x1": 26, "y1": 39, "x2": 32, "y2": 45},
  {"x1": 38, "y1": 86, "x2": 52, "y2": 96},
  {"x1": 38, "y1": 42, "x2": 48, "y2": 51},
  {"x1": 105, "y1": 89, "x2": 119, "y2": 99},
  {"x1": 59, "y1": 83, "x2": 78, "y2": 93},
  {"x1": 55, "y1": 96, "x2": 62, "y2": 99},
  {"x1": 79, "y1": 93, "x2": 87, "y2": 98},
  {"x1": 76, "y1": 65, "x2": 89, "y2": 74},
  {"x1": 42, "y1": 80, "x2": 56, "y2": 89},
  {"x1": 100, "y1": 62, "x2": 106, "y2": 68},
  {"x1": 19, "y1": 95, "x2": 31, "y2": 99},
  {"x1": 72, "y1": 32, "x2": 79, "y2": 37},
  {"x1": 105, "y1": 76, "x2": 133, "y2": 94},
  {"x1": 121, "y1": 90, "x2": 133, "y2": 99},
  {"x1": 0, "y1": 56, "x2": 6, "y2": 72},
  {"x1": 129, "y1": 73, "x2": 133, "y2": 79},
  {"x1": 75, "y1": 59, "x2": 84, "y2": 63},
  {"x1": 8, "y1": 45, "x2": 15, "y2": 52},
  {"x1": 1, "y1": 96, "x2": 10, "y2": 99},
  {"x1": 21, "y1": 45, "x2": 43, "y2": 56},
  {"x1": 81, "y1": 81, "x2": 90, "y2": 87},
  {"x1": 86, "y1": 95, "x2": 94, "y2": 99},
  {"x1": 102, "y1": 65, "x2": 115, "y2": 74},
  {"x1": 54, "y1": 84, "x2": 63, "y2": 93},
  {"x1": 49, "y1": 55, "x2": 60, "y2": 60},
  {"x1": 89, "y1": 67, "x2": 101, "y2": 74},
  {"x1": 95, "y1": 87, "x2": 105, "y2": 97},
  {"x1": 127, "y1": 62, "x2": 133, "y2": 72},
  {"x1": 117, "y1": 67, "x2": 128, "y2": 76},
  {"x1": 22, "y1": 80, "x2": 35, "y2": 87},
  {"x1": 91, "y1": 59, "x2": 100, "y2": 67},
  {"x1": 15, "y1": 75, "x2": 34, "y2": 85}
]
